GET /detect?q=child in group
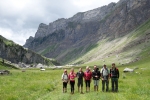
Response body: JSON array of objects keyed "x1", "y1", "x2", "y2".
[{"x1": 61, "y1": 69, "x2": 68, "y2": 93}]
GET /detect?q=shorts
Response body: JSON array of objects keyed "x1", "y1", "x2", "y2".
[{"x1": 93, "y1": 80, "x2": 99, "y2": 86}]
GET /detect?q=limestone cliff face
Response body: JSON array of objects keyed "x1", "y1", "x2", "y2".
[
  {"x1": 0, "y1": 35, "x2": 54, "y2": 66},
  {"x1": 101, "y1": 0, "x2": 150, "y2": 38},
  {"x1": 24, "y1": 0, "x2": 150, "y2": 64},
  {"x1": 35, "y1": 23, "x2": 48, "y2": 38}
]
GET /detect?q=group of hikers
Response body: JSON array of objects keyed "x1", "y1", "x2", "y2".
[{"x1": 61, "y1": 63, "x2": 119, "y2": 94}]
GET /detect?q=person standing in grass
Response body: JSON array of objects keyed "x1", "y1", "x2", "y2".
[
  {"x1": 110, "y1": 63, "x2": 119, "y2": 92},
  {"x1": 101, "y1": 64, "x2": 110, "y2": 92},
  {"x1": 84, "y1": 66, "x2": 92, "y2": 92},
  {"x1": 76, "y1": 68, "x2": 84, "y2": 94},
  {"x1": 68, "y1": 68, "x2": 76, "y2": 94},
  {"x1": 92, "y1": 65, "x2": 101, "y2": 91},
  {"x1": 61, "y1": 69, "x2": 68, "y2": 93}
]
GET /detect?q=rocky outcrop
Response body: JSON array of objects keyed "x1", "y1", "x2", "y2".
[
  {"x1": 0, "y1": 70, "x2": 10, "y2": 75},
  {"x1": 0, "y1": 35, "x2": 56, "y2": 66},
  {"x1": 24, "y1": 0, "x2": 150, "y2": 64},
  {"x1": 35, "y1": 23, "x2": 48, "y2": 38}
]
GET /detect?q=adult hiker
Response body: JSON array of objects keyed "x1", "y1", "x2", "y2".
[
  {"x1": 68, "y1": 68, "x2": 76, "y2": 94},
  {"x1": 110, "y1": 63, "x2": 119, "y2": 92},
  {"x1": 61, "y1": 69, "x2": 68, "y2": 93},
  {"x1": 92, "y1": 65, "x2": 101, "y2": 91},
  {"x1": 76, "y1": 68, "x2": 84, "y2": 94},
  {"x1": 84, "y1": 66, "x2": 92, "y2": 92},
  {"x1": 101, "y1": 64, "x2": 110, "y2": 92}
]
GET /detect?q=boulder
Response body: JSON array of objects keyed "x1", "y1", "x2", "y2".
[
  {"x1": 0, "y1": 70, "x2": 10, "y2": 75},
  {"x1": 123, "y1": 67, "x2": 139, "y2": 72},
  {"x1": 40, "y1": 69, "x2": 45, "y2": 71},
  {"x1": 36, "y1": 63, "x2": 43, "y2": 68},
  {"x1": 123, "y1": 68, "x2": 134, "y2": 72}
]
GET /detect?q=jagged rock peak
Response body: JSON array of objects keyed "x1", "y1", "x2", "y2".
[
  {"x1": 34, "y1": 23, "x2": 48, "y2": 38},
  {"x1": 24, "y1": 36, "x2": 34, "y2": 48},
  {"x1": 69, "y1": 2, "x2": 116, "y2": 22},
  {"x1": 39, "y1": 23, "x2": 48, "y2": 27},
  {"x1": 33, "y1": 1, "x2": 117, "y2": 39}
]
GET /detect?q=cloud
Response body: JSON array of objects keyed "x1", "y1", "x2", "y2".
[
  {"x1": 0, "y1": 0, "x2": 119, "y2": 45},
  {"x1": 0, "y1": 27, "x2": 36, "y2": 45}
]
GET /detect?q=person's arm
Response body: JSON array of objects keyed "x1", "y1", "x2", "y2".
[
  {"x1": 89, "y1": 72, "x2": 92, "y2": 79},
  {"x1": 98, "y1": 71, "x2": 101, "y2": 79},
  {"x1": 76, "y1": 72, "x2": 78, "y2": 78},
  {"x1": 92, "y1": 72, "x2": 95, "y2": 78},
  {"x1": 107, "y1": 68, "x2": 110, "y2": 79},
  {"x1": 117, "y1": 68, "x2": 119, "y2": 79},
  {"x1": 101, "y1": 69, "x2": 104, "y2": 80},
  {"x1": 84, "y1": 72, "x2": 86, "y2": 79},
  {"x1": 110, "y1": 69, "x2": 111, "y2": 78},
  {"x1": 82, "y1": 72, "x2": 84, "y2": 78},
  {"x1": 84, "y1": 72, "x2": 86, "y2": 82},
  {"x1": 66, "y1": 74, "x2": 69, "y2": 82},
  {"x1": 90, "y1": 72, "x2": 92, "y2": 82},
  {"x1": 68, "y1": 74, "x2": 70, "y2": 81}
]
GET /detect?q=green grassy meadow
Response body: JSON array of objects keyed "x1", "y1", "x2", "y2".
[{"x1": 0, "y1": 59, "x2": 150, "y2": 100}]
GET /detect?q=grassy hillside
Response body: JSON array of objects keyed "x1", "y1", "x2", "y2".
[
  {"x1": 71, "y1": 19, "x2": 150, "y2": 67},
  {"x1": 0, "y1": 59, "x2": 150, "y2": 100},
  {"x1": 0, "y1": 58, "x2": 19, "y2": 70}
]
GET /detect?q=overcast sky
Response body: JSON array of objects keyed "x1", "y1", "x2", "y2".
[{"x1": 0, "y1": 0, "x2": 119, "y2": 46}]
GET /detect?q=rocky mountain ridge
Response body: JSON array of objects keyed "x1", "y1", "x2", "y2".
[
  {"x1": 24, "y1": 0, "x2": 150, "y2": 64},
  {"x1": 0, "y1": 35, "x2": 58, "y2": 67}
]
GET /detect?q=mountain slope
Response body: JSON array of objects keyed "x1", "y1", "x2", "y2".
[
  {"x1": 24, "y1": 0, "x2": 150, "y2": 65},
  {"x1": 74, "y1": 19, "x2": 150, "y2": 66},
  {"x1": 0, "y1": 35, "x2": 58, "y2": 66}
]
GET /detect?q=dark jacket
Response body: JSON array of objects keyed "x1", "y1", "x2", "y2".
[
  {"x1": 92, "y1": 68, "x2": 101, "y2": 80},
  {"x1": 110, "y1": 67, "x2": 119, "y2": 78},
  {"x1": 76, "y1": 71, "x2": 84, "y2": 81}
]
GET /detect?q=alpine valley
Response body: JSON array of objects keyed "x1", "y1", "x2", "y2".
[{"x1": 19, "y1": 0, "x2": 150, "y2": 65}]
